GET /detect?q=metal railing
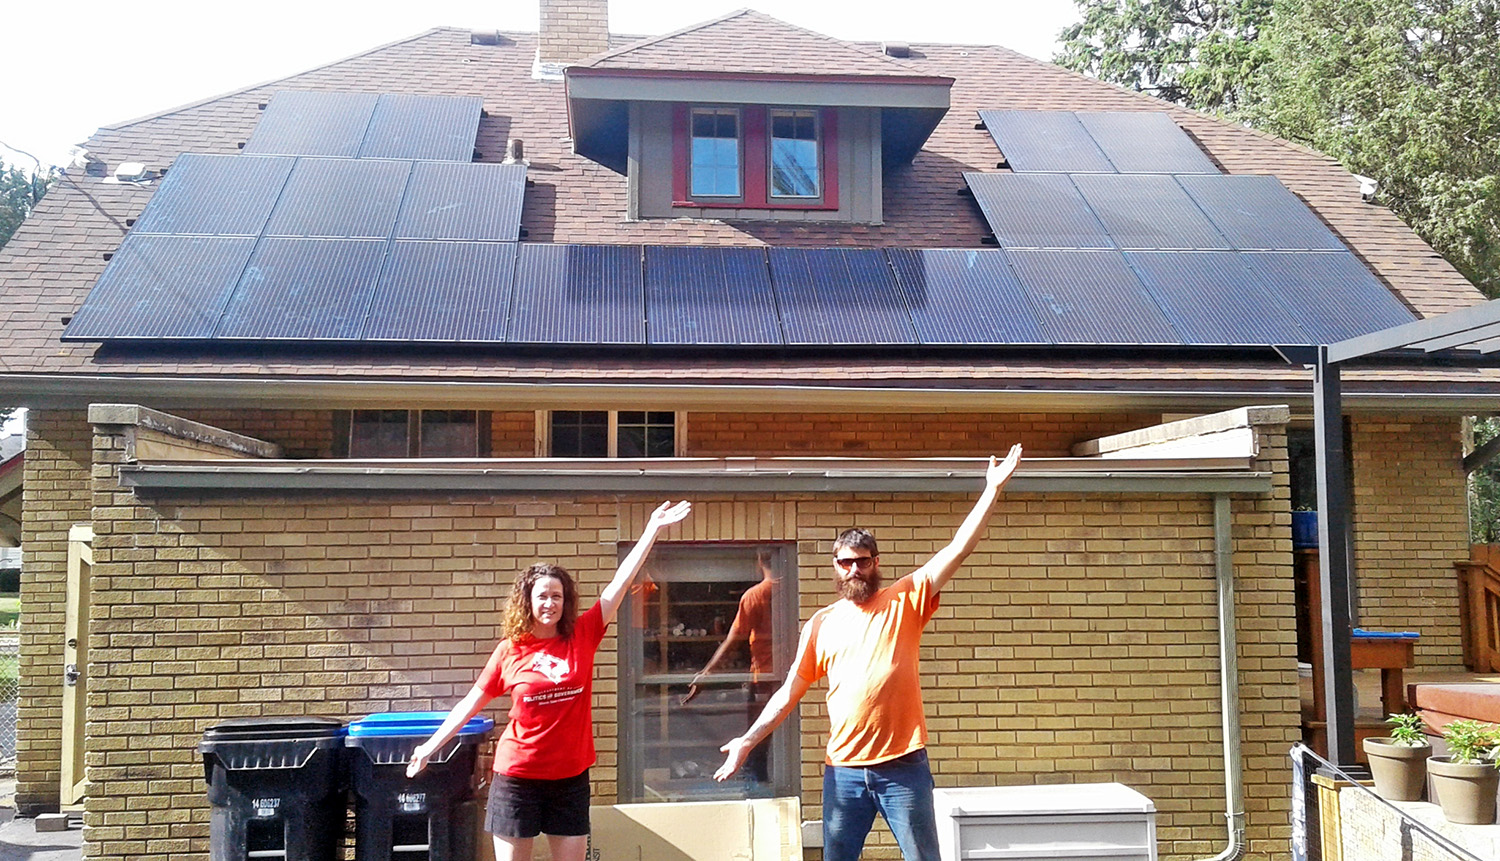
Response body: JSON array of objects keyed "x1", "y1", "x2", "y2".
[{"x1": 1291, "y1": 744, "x2": 1489, "y2": 861}]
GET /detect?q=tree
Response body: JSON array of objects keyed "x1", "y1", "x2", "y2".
[
  {"x1": 1242, "y1": 0, "x2": 1500, "y2": 298},
  {"x1": 1055, "y1": 0, "x2": 1272, "y2": 112},
  {"x1": 0, "y1": 158, "x2": 56, "y2": 252},
  {"x1": 1470, "y1": 417, "x2": 1500, "y2": 543}
]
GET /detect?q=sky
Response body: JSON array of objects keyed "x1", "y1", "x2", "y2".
[{"x1": 0, "y1": 0, "x2": 1081, "y2": 171}]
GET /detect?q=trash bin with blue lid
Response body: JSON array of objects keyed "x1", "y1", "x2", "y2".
[
  {"x1": 347, "y1": 711, "x2": 494, "y2": 861},
  {"x1": 199, "y1": 716, "x2": 348, "y2": 861}
]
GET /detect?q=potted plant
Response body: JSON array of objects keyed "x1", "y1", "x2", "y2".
[
  {"x1": 1428, "y1": 719, "x2": 1500, "y2": 824},
  {"x1": 1363, "y1": 713, "x2": 1432, "y2": 801}
]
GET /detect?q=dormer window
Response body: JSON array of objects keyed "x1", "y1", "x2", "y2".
[
  {"x1": 673, "y1": 105, "x2": 836, "y2": 210},
  {"x1": 691, "y1": 108, "x2": 742, "y2": 197},
  {"x1": 770, "y1": 110, "x2": 820, "y2": 198}
]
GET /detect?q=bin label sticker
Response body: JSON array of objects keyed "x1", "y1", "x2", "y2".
[
  {"x1": 398, "y1": 792, "x2": 427, "y2": 813},
  {"x1": 252, "y1": 798, "x2": 280, "y2": 818}
]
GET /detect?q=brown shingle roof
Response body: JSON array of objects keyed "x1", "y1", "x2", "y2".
[
  {"x1": 0, "y1": 18, "x2": 1487, "y2": 394},
  {"x1": 578, "y1": 9, "x2": 937, "y2": 78}
]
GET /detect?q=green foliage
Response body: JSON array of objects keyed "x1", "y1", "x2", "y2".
[
  {"x1": 1056, "y1": 0, "x2": 1273, "y2": 111},
  {"x1": 1472, "y1": 417, "x2": 1500, "y2": 543},
  {"x1": 0, "y1": 159, "x2": 56, "y2": 252},
  {"x1": 1442, "y1": 718, "x2": 1498, "y2": 764},
  {"x1": 1386, "y1": 712, "x2": 1428, "y2": 746},
  {"x1": 1244, "y1": 0, "x2": 1500, "y2": 298}
]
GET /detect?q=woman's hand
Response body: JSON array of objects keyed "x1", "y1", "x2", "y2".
[
  {"x1": 406, "y1": 742, "x2": 435, "y2": 778},
  {"x1": 647, "y1": 500, "x2": 692, "y2": 531},
  {"x1": 987, "y1": 444, "x2": 1023, "y2": 490}
]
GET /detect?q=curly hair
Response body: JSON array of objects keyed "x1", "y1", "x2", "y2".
[
  {"x1": 502, "y1": 563, "x2": 579, "y2": 642},
  {"x1": 833, "y1": 528, "x2": 879, "y2": 557}
]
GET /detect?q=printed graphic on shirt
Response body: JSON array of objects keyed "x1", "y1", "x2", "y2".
[{"x1": 529, "y1": 653, "x2": 569, "y2": 684}]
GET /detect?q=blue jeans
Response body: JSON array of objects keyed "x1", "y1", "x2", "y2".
[{"x1": 822, "y1": 749, "x2": 940, "y2": 861}]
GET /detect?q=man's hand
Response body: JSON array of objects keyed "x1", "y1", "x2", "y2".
[
  {"x1": 714, "y1": 736, "x2": 755, "y2": 781},
  {"x1": 648, "y1": 500, "x2": 692, "y2": 530},
  {"x1": 987, "y1": 444, "x2": 1023, "y2": 490}
]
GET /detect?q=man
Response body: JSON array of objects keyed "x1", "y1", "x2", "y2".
[{"x1": 713, "y1": 445, "x2": 1023, "y2": 861}]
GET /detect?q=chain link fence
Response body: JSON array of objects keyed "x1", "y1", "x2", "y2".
[{"x1": 0, "y1": 633, "x2": 15, "y2": 776}]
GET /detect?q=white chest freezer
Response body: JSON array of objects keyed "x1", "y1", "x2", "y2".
[{"x1": 933, "y1": 782, "x2": 1158, "y2": 861}]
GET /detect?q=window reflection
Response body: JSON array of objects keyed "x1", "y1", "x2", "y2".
[
  {"x1": 622, "y1": 545, "x2": 796, "y2": 801},
  {"x1": 770, "y1": 110, "x2": 819, "y2": 198},
  {"x1": 691, "y1": 109, "x2": 741, "y2": 197}
]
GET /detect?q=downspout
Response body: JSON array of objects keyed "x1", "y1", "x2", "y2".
[{"x1": 1203, "y1": 492, "x2": 1247, "y2": 861}]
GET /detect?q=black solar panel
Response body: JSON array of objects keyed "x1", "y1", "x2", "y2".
[
  {"x1": 963, "y1": 173, "x2": 1113, "y2": 249},
  {"x1": 1006, "y1": 249, "x2": 1180, "y2": 344},
  {"x1": 359, "y1": 94, "x2": 483, "y2": 161},
  {"x1": 645, "y1": 246, "x2": 781, "y2": 345},
  {"x1": 132, "y1": 154, "x2": 294, "y2": 237},
  {"x1": 1177, "y1": 175, "x2": 1347, "y2": 251},
  {"x1": 243, "y1": 91, "x2": 379, "y2": 157},
  {"x1": 264, "y1": 159, "x2": 413, "y2": 239},
  {"x1": 769, "y1": 248, "x2": 916, "y2": 344},
  {"x1": 510, "y1": 243, "x2": 645, "y2": 344},
  {"x1": 61, "y1": 235, "x2": 255, "y2": 340},
  {"x1": 887, "y1": 249, "x2": 1045, "y2": 345},
  {"x1": 394, "y1": 162, "x2": 527, "y2": 242},
  {"x1": 1125, "y1": 251, "x2": 1310, "y2": 345},
  {"x1": 216, "y1": 238, "x2": 389, "y2": 340},
  {"x1": 978, "y1": 110, "x2": 1115, "y2": 173},
  {"x1": 1071, "y1": 174, "x2": 1230, "y2": 250},
  {"x1": 1239, "y1": 251, "x2": 1414, "y2": 342},
  {"x1": 363, "y1": 241, "x2": 517, "y2": 341},
  {"x1": 1076, "y1": 112, "x2": 1220, "y2": 174}
]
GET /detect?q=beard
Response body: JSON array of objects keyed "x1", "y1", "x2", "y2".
[{"x1": 837, "y1": 569, "x2": 882, "y2": 604}]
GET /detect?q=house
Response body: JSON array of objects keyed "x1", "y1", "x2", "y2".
[{"x1": 0, "y1": 2, "x2": 1488, "y2": 859}]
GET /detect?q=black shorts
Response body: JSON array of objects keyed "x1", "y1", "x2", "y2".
[{"x1": 485, "y1": 769, "x2": 591, "y2": 839}]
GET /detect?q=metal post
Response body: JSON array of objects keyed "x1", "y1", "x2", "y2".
[{"x1": 1313, "y1": 348, "x2": 1357, "y2": 766}]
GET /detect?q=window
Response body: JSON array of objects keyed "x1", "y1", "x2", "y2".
[
  {"x1": 618, "y1": 543, "x2": 799, "y2": 802},
  {"x1": 690, "y1": 109, "x2": 741, "y2": 198},
  {"x1": 335, "y1": 410, "x2": 489, "y2": 458},
  {"x1": 674, "y1": 105, "x2": 837, "y2": 210},
  {"x1": 539, "y1": 411, "x2": 682, "y2": 458},
  {"x1": 770, "y1": 110, "x2": 819, "y2": 198}
]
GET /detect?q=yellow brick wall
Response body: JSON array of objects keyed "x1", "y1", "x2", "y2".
[
  {"x1": 74, "y1": 417, "x2": 1298, "y2": 861},
  {"x1": 538, "y1": 0, "x2": 610, "y2": 64},
  {"x1": 1349, "y1": 414, "x2": 1467, "y2": 667},
  {"x1": 16, "y1": 409, "x2": 92, "y2": 813}
]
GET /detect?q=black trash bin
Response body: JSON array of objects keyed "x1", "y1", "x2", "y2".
[
  {"x1": 200, "y1": 716, "x2": 348, "y2": 861},
  {"x1": 347, "y1": 712, "x2": 494, "y2": 861}
]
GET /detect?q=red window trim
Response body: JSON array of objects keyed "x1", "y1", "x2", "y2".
[{"x1": 672, "y1": 105, "x2": 839, "y2": 212}]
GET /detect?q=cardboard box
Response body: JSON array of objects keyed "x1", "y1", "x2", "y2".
[{"x1": 482, "y1": 796, "x2": 803, "y2": 861}]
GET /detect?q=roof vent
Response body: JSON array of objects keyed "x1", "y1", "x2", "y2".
[
  {"x1": 882, "y1": 41, "x2": 911, "y2": 58},
  {"x1": 502, "y1": 139, "x2": 527, "y2": 165},
  {"x1": 471, "y1": 31, "x2": 505, "y2": 46},
  {"x1": 106, "y1": 162, "x2": 156, "y2": 184}
]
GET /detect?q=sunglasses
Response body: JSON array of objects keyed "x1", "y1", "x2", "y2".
[{"x1": 833, "y1": 556, "x2": 877, "y2": 571}]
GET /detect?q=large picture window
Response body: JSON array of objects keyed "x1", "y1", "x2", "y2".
[
  {"x1": 618, "y1": 543, "x2": 799, "y2": 802},
  {"x1": 673, "y1": 105, "x2": 837, "y2": 210}
]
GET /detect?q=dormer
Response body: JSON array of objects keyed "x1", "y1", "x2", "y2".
[{"x1": 564, "y1": 10, "x2": 952, "y2": 224}]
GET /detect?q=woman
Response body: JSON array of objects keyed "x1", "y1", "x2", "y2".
[{"x1": 406, "y1": 500, "x2": 691, "y2": 861}]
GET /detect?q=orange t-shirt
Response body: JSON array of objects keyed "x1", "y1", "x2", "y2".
[{"x1": 795, "y1": 573, "x2": 940, "y2": 766}]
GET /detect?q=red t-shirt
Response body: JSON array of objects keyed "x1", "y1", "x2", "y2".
[{"x1": 476, "y1": 602, "x2": 605, "y2": 780}]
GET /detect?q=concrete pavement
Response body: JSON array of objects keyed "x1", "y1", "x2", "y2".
[{"x1": 0, "y1": 777, "x2": 83, "y2": 861}]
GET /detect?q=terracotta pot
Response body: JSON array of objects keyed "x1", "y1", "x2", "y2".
[
  {"x1": 1363, "y1": 737, "x2": 1430, "y2": 801},
  {"x1": 1428, "y1": 756, "x2": 1500, "y2": 825}
]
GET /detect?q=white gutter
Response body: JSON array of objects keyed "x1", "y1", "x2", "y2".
[{"x1": 1204, "y1": 493, "x2": 1247, "y2": 861}]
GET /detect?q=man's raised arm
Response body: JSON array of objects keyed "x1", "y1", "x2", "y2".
[{"x1": 911, "y1": 444, "x2": 1022, "y2": 593}]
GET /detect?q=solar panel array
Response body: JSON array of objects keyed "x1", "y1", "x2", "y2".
[
  {"x1": 978, "y1": 110, "x2": 1220, "y2": 174},
  {"x1": 64, "y1": 242, "x2": 1414, "y2": 347},
  {"x1": 244, "y1": 91, "x2": 483, "y2": 162}
]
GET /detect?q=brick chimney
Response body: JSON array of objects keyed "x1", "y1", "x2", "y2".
[{"x1": 538, "y1": 0, "x2": 610, "y2": 66}]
